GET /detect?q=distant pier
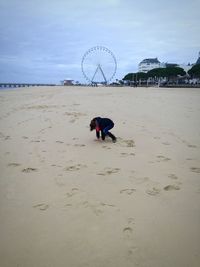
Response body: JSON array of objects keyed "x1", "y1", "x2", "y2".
[{"x1": 0, "y1": 83, "x2": 56, "y2": 88}]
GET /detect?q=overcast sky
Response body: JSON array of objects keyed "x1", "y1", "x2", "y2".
[{"x1": 0, "y1": 0, "x2": 200, "y2": 84}]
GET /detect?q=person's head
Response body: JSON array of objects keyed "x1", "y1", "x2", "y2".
[{"x1": 90, "y1": 119, "x2": 96, "y2": 131}]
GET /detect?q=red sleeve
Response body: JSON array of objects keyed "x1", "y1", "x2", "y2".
[{"x1": 96, "y1": 126, "x2": 100, "y2": 132}]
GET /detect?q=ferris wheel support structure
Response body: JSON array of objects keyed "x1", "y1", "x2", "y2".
[{"x1": 91, "y1": 64, "x2": 107, "y2": 84}]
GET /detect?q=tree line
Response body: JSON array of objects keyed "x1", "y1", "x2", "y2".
[{"x1": 122, "y1": 64, "x2": 200, "y2": 85}]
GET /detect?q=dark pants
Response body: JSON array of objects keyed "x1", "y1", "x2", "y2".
[
  {"x1": 103, "y1": 123, "x2": 114, "y2": 135},
  {"x1": 102, "y1": 123, "x2": 116, "y2": 140}
]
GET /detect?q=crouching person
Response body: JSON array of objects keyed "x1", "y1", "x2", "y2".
[{"x1": 90, "y1": 117, "x2": 117, "y2": 143}]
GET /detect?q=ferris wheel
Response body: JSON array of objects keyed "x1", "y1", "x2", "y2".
[{"x1": 81, "y1": 46, "x2": 117, "y2": 84}]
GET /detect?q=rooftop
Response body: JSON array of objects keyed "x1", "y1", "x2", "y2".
[{"x1": 139, "y1": 58, "x2": 160, "y2": 64}]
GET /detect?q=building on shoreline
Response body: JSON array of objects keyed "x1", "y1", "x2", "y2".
[
  {"x1": 138, "y1": 58, "x2": 161, "y2": 73},
  {"x1": 138, "y1": 57, "x2": 198, "y2": 73},
  {"x1": 61, "y1": 79, "x2": 74, "y2": 86}
]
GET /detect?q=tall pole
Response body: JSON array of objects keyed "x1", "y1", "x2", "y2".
[{"x1": 136, "y1": 73, "x2": 137, "y2": 86}]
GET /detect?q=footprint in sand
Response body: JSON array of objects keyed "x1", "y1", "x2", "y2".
[
  {"x1": 127, "y1": 217, "x2": 135, "y2": 225},
  {"x1": 190, "y1": 167, "x2": 200, "y2": 173},
  {"x1": 127, "y1": 246, "x2": 138, "y2": 256},
  {"x1": 64, "y1": 111, "x2": 86, "y2": 117},
  {"x1": 120, "y1": 152, "x2": 135, "y2": 157},
  {"x1": 22, "y1": 167, "x2": 38, "y2": 173},
  {"x1": 82, "y1": 201, "x2": 103, "y2": 216},
  {"x1": 39, "y1": 126, "x2": 52, "y2": 134},
  {"x1": 120, "y1": 188, "x2": 136, "y2": 195},
  {"x1": 8, "y1": 163, "x2": 21, "y2": 167},
  {"x1": 163, "y1": 185, "x2": 180, "y2": 191},
  {"x1": 154, "y1": 136, "x2": 161, "y2": 140},
  {"x1": 51, "y1": 164, "x2": 62, "y2": 168},
  {"x1": 123, "y1": 227, "x2": 133, "y2": 239},
  {"x1": 66, "y1": 188, "x2": 79, "y2": 197},
  {"x1": 64, "y1": 188, "x2": 116, "y2": 216},
  {"x1": 83, "y1": 201, "x2": 116, "y2": 216},
  {"x1": 97, "y1": 167, "x2": 120, "y2": 176},
  {"x1": 102, "y1": 145, "x2": 111, "y2": 150},
  {"x1": 123, "y1": 139, "x2": 135, "y2": 147},
  {"x1": 33, "y1": 203, "x2": 49, "y2": 211},
  {"x1": 72, "y1": 103, "x2": 80, "y2": 106},
  {"x1": 100, "y1": 202, "x2": 116, "y2": 207},
  {"x1": 63, "y1": 198, "x2": 75, "y2": 208},
  {"x1": 187, "y1": 144, "x2": 197, "y2": 148},
  {"x1": 168, "y1": 174, "x2": 178, "y2": 180},
  {"x1": 74, "y1": 144, "x2": 86, "y2": 147},
  {"x1": 0, "y1": 132, "x2": 11, "y2": 140},
  {"x1": 64, "y1": 164, "x2": 87, "y2": 171},
  {"x1": 162, "y1": 142, "x2": 171, "y2": 146},
  {"x1": 146, "y1": 187, "x2": 161, "y2": 196},
  {"x1": 88, "y1": 202, "x2": 115, "y2": 216},
  {"x1": 26, "y1": 105, "x2": 57, "y2": 110},
  {"x1": 31, "y1": 140, "x2": 41, "y2": 143},
  {"x1": 157, "y1": 155, "x2": 171, "y2": 162},
  {"x1": 64, "y1": 112, "x2": 86, "y2": 123},
  {"x1": 117, "y1": 138, "x2": 135, "y2": 148},
  {"x1": 123, "y1": 219, "x2": 138, "y2": 256}
]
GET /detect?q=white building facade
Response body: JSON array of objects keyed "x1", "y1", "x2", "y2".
[
  {"x1": 138, "y1": 52, "x2": 200, "y2": 74},
  {"x1": 138, "y1": 59, "x2": 193, "y2": 73},
  {"x1": 138, "y1": 58, "x2": 161, "y2": 73}
]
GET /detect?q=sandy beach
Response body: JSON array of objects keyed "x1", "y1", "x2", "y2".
[{"x1": 0, "y1": 85, "x2": 200, "y2": 267}]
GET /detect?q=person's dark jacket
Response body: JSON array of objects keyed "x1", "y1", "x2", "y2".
[{"x1": 94, "y1": 117, "x2": 114, "y2": 140}]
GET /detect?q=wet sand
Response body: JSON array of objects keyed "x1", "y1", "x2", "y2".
[{"x1": 0, "y1": 86, "x2": 200, "y2": 267}]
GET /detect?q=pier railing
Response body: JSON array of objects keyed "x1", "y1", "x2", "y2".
[{"x1": 0, "y1": 83, "x2": 56, "y2": 88}]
